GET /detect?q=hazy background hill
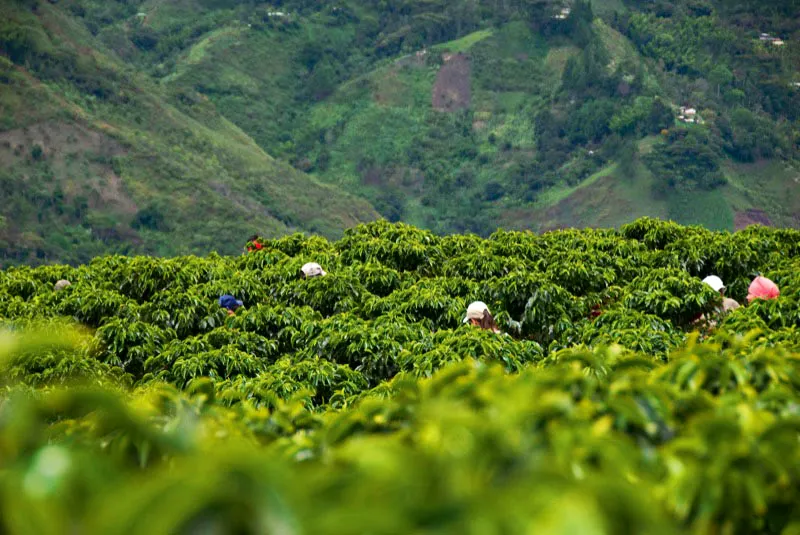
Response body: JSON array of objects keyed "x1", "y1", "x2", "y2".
[{"x1": 2, "y1": 0, "x2": 799, "y2": 264}]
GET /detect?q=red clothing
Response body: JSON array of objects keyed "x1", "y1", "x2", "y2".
[{"x1": 747, "y1": 276, "x2": 779, "y2": 302}]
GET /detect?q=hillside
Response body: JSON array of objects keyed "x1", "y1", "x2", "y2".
[
  {"x1": 2, "y1": 0, "x2": 800, "y2": 263},
  {"x1": 0, "y1": 1, "x2": 379, "y2": 265},
  {"x1": 286, "y1": 9, "x2": 800, "y2": 234},
  {"x1": 1, "y1": 219, "x2": 800, "y2": 532}
]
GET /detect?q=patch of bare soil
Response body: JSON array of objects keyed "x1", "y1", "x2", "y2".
[
  {"x1": 0, "y1": 121, "x2": 124, "y2": 164},
  {"x1": 209, "y1": 181, "x2": 276, "y2": 220},
  {"x1": 734, "y1": 209, "x2": 773, "y2": 231},
  {"x1": 0, "y1": 121, "x2": 137, "y2": 214},
  {"x1": 361, "y1": 165, "x2": 425, "y2": 193},
  {"x1": 86, "y1": 171, "x2": 139, "y2": 215},
  {"x1": 432, "y1": 53, "x2": 471, "y2": 112}
]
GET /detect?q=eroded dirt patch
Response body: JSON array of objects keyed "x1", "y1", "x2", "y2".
[
  {"x1": 0, "y1": 121, "x2": 125, "y2": 164},
  {"x1": 734, "y1": 209, "x2": 773, "y2": 230},
  {"x1": 85, "y1": 171, "x2": 139, "y2": 215},
  {"x1": 432, "y1": 53, "x2": 471, "y2": 112},
  {"x1": 0, "y1": 121, "x2": 137, "y2": 215},
  {"x1": 361, "y1": 165, "x2": 425, "y2": 193}
]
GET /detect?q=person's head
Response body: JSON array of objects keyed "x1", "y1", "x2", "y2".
[
  {"x1": 247, "y1": 235, "x2": 263, "y2": 252},
  {"x1": 702, "y1": 275, "x2": 726, "y2": 295},
  {"x1": 747, "y1": 276, "x2": 779, "y2": 303},
  {"x1": 463, "y1": 301, "x2": 500, "y2": 332},
  {"x1": 54, "y1": 279, "x2": 71, "y2": 292},
  {"x1": 218, "y1": 294, "x2": 244, "y2": 313},
  {"x1": 300, "y1": 262, "x2": 327, "y2": 279}
]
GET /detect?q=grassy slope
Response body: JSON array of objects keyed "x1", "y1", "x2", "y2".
[
  {"x1": 0, "y1": 3, "x2": 377, "y2": 265},
  {"x1": 288, "y1": 22, "x2": 565, "y2": 232},
  {"x1": 246, "y1": 15, "x2": 798, "y2": 235},
  {"x1": 128, "y1": 2, "x2": 800, "y2": 235},
  {"x1": 498, "y1": 20, "x2": 800, "y2": 233},
  {"x1": 723, "y1": 161, "x2": 800, "y2": 228},
  {"x1": 143, "y1": 7, "x2": 565, "y2": 232},
  {"x1": 504, "y1": 149, "x2": 800, "y2": 233}
]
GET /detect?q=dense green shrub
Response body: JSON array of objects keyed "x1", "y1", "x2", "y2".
[
  {"x1": 645, "y1": 129, "x2": 727, "y2": 194},
  {"x1": 1, "y1": 218, "x2": 800, "y2": 533}
]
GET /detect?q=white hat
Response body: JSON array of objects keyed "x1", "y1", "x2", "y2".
[
  {"x1": 54, "y1": 279, "x2": 71, "y2": 291},
  {"x1": 702, "y1": 275, "x2": 725, "y2": 292},
  {"x1": 463, "y1": 301, "x2": 490, "y2": 323},
  {"x1": 300, "y1": 262, "x2": 327, "y2": 278}
]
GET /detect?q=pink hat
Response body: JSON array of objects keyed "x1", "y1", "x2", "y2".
[{"x1": 747, "y1": 276, "x2": 779, "y2": 303}]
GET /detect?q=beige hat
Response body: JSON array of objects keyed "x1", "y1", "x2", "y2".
[
  {"x1": 463, "y1": 301, "x2": 490, "y2": 323},
  {"x1": 300, "y1": 262, "x2": 327, "y2": 278},
  {"x1": 54, "y1": 279, "x2": 71, "y2": 291}
]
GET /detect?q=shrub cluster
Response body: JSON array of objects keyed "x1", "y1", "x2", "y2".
[{"x1": 1, "y1": 218, "x2": 800, "y2": 533}]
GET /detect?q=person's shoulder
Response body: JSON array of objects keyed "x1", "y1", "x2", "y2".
[{"x1": 723, "y1": 297, "x2": 740, "y2": 311}]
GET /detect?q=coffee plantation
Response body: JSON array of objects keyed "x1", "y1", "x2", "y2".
[{"x1": 1, "y1": 217, "x2": 800, "y2": 534}]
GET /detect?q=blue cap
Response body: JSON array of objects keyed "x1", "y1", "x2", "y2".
[{"x1": 218, "y1": 294, "x2": 243, "y2": 311}]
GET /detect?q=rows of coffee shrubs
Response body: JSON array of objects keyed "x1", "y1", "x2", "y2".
[{"x1": 1, "y1": 217, "x2": 799, "y2": 534}]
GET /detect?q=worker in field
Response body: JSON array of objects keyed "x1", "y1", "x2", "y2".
[
  {"x1": 702, "y1": 275, "x2": 740, "y2": 313},
  {"x1": 299, "y1": 262, "x2": 327, "y2": 279},
  {"x1": 246, "y1": 234, "x2": 263, "y2": 253},
  {"x1": 747, "y1": 275, "x2": 780, "y2": 303},
  {"x1": 463, "y1": 301, "x2": 501, "y2": 333},
  {"x1": 693, "y1": 275, "x2": 739, "y2": 328},
  {"x1": 54, "y1": 279, "x2": 71, "y2": 291},
  {"x1": 218, "y1": 294, "x2": 244, "y2": 316}
]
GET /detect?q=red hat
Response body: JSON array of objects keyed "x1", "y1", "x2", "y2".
[{"x1": 747, "y1": 276, "x2": 779, "y2": 303}]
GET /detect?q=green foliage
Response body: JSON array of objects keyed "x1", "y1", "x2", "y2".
[
  {"x1": 623, "y1": 268, "x2": 717, "y2": 326},
  {"x1": 2, "y1": 0, "x2": 800, "y2": 260},
  {"x1": 0, "y1": 1, "x2": 378, "y2": 266},
  {"x1": 645, "y1": 129, "x2": 726, "y2": 194},
  {"x1": 719, "y1": 108, "x2": 787, "y2": 163},
  {"x1": 610, "y1": 97, "x2": 673, "y2": 137},
  {"x1": 1, "y1": 219, "x2": 800, "y2": 532}
]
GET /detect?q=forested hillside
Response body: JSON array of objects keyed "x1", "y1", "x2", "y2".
[
  {"x1": 0, "y1": 0, "x2": 380, "y2": 264},
  {"x1": 1, "y1": 0, "x2": 799, "y2": 264}
]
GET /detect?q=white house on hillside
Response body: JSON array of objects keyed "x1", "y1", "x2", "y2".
[
  {"x1": 677, "y1": 106, "x2": 703, "y2": 124},
  {"x1": 553, "y1": 7, "x2": 571, "y2": 19},
  {"x1": 759, "y1": 33, "x2": 786, "y2": 46}
]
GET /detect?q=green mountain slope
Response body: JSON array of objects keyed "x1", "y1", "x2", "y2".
[
  {"x1": 0, "y1": 1, "x2": 378, "y2": 265},
  {"x1": 137, "y1": 0, "x2": 800, "y2": 234},
  {"x1": 2, "y1": 0, "x2": 799, "y2": 264}
]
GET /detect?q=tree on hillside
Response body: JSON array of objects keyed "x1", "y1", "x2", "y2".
[
  {"x1": 567, "y1": 98, "x2": 615, "y2": 145},
  {"x1": 562, "y1": 39, "x2": 613, "y2": 96},
  {"x1": 564, "y1": 0, "x2": 594, "y2": 46},
  {"x1": 708, "y1": 65, "x2": 733, "y2": 97},
  {"x1": 519, "y1": 0, "x2": 560, "y2": 25},
  {"x1": 717, "y1": 108, "x2": 786, "y2": 162},
  {"x1": 306, "y1": 60, "x2": 338, "y2": 101},
  {"x1": 645, "y1": 129, "x2": 726, "y2": 195}
]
